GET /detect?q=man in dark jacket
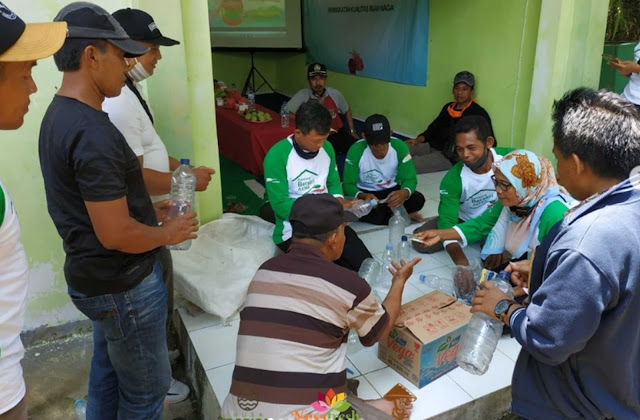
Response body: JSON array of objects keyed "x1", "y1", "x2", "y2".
[
  {"x1": 407, "y1": 71, "x2": 495, "y2": 171},
  {"x1": 471, "y1": 88, "x2": 640, "y2": 420}
]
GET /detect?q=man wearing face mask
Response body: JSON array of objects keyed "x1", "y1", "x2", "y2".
[
  {"x1": 412, "y1": 116, "x2": 513, "y2": 267},
  {"x1": 102, "y1": 8, "x2": 215, "y2": 405}
]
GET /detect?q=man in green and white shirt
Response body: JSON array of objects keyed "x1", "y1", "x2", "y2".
[
  {"x1": 414, "y1": 115, "x2": 513, "y2": 266},
  {"x1": 262, "y1": 101, "x2": 372, "y2": 271},
  {"x1": 343, "y1": 114, "x2": 425, "y2": 225}
]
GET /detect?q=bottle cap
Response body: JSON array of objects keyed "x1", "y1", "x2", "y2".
[
  {"x1": 180, "y1": 158, "x2": 190, "y2": 165},
  {"x1": 386, "y1": 243, "x2": 393, "y2": 250},
  {"x1": 75, "y1": 399, "x2": 84, "y2": 407},
  {"x1": 369, "y1": 199, "x2": 378, "y2": 206},
  {"x1": 401, "y1": 235, "x2": 408, "y2": 241},
  {"x1": 497, "y1": 270, "x2": 511, "y2": 281}
]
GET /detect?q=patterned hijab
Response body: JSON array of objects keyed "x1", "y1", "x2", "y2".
[{"x1": 481, "y1": 150, "x2": 565, "y2": 259}]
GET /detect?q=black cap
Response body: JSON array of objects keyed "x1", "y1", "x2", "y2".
[
  {"x1": 112, "y1": 8, "x2": 180, "y2": 46},
  {"x1": 453, "y1": 70, "x2": 475, "y2": 87},
  {"x1": 307, "y1": 62, "x2": 327, "y2": 78},
  {"x1": 54, "y1": 2, "x2": 149, "y2": 58},
  {"x1": 363, "y1": 114, "x2": 391, "y2": 145},
  {"x1": 290, "y1": 194, "x2": 358, "y2": 236}
]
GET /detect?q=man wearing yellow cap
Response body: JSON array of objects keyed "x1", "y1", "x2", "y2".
[{"x1": 0, "y1": 2, "x2": 66, "y2": 419}]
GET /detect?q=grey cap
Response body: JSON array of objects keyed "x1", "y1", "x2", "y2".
[
  {"x1": 453, "y1": 71, "x2": 475, "y2": 87},
  {"x1": 54, "y1": 2, "x2": 148, "y2": 57}
]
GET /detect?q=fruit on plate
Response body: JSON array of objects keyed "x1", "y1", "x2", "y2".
[{"x1": 244, "y1": 110, "x2": 272, "y2": 122}]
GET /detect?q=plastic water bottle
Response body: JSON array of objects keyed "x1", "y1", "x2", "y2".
[
  {"x1": 397, "y1": 235, "x2": 411, "y2": 261},
  {"x1": 456, "y1": 270, "x2": 514, "y2": 375},
  {"x1": 167, "y1": 158, "x2": 196, "y2": 251},
  {"x1": 75, "y1": 399, "x2": 86, "y2": 420},
  {"x1": 247, "y1": 88, "x2": 255, "y2": 111},
  {"x1": 347, "y1": 330, "x2": 362, "y2": 354},
  {"x1": 419, "y1": 274, "x2": 456, "y2": 297},
  {"x1": 280, "y1": 101, "x2": 289, "y2": 128},
  {"x1": 388, "y1": 208, "x2": 407, "y2": 250},
  {"x1": 358, "y1": 257, "x2": 381, "y2": 286},
  {"x1": 347, "y1": 199, "x2": 378, "y2": 218},
  {"x1": 373, "y1": 244, "x2": 395, "y2": 300}
]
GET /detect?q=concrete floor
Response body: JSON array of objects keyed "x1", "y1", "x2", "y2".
[{"x1": 22, "y1": 333, "x2": 196, "y2": 420}]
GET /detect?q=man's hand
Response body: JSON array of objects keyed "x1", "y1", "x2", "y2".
[
  {"x1": 414, "y1": 229, "x2": 442, "y2": 247},
  {"x1": 405, "y1": 138, "x2": 418, "y2": 147},
  {"x1": 161, "y1": 211, "x2": 199, "y2": 245},
  {"x1": 388, "y1": 257, "x2": 422, "y2": 285},
  {"x1": 483, "y1": 251, "x2": 511, "y2": 270},
  {"x1": 193, "y1": 166, "x2": 216, "y2": 191},
  {"x1": 608, "y1": 59, "x2": 640, "y2": 77},
  {"x1": 350, "y1": 130, "x2": 360, "y2": 140},
  {"x1": 386, "y1": 189, "x2": 410, "y2": 209},
  {"x1": 506, "y1": 260, "x2": 530, "y2": 289},
  {"x1": 470, "y1": 281, "x2": 511, "y2": 321},
  {"x1": 357, "y1": 192, "x2": 378, "y2": 203},
  {"x1": 153, "y1": 199, "x2": 172, "y2": 223}
]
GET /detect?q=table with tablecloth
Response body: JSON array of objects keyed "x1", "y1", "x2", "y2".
[{"x1": 216, "y1": 104, "x2": 295, "y2": 175}]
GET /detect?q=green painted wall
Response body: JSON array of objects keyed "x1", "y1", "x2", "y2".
[
  {"x1": 212, "y1": 0, "x2": 543, "y2": 150},
  {"x1": 0, "y1": 0, "x2": 219, "y2": 331}
]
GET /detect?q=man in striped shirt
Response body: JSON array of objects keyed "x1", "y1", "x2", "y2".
[{"x1": 222, "y1": 194, "x2": 420, "y2": 420}]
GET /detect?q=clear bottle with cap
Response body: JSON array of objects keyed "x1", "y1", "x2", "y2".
[
  {"x1": 388, "y1": 208, "x2": 407, "y2": 250},
  {"x1": 347, "y1": 199, "x2": 378, "y2": 218},
  {"x1": 247, "y1": 88, "x2": 255, "y2": 111},
  {"x1": 280, "y1": 101, "x2": 289, "y2": 127},
  {"x1": 456, "y1": 270, "x2": 514, "y2": 375},
  {"x1": 167, "y1": 158, "x2": 196, "y2": 251},
  {"x1": 397, "y1": 235, "x2": 411, "y2": 261},
  {"x1": 373, "y1": 243, "x2": 395, "y2": 300}
]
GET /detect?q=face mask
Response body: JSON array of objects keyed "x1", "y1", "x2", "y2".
[
  {"x1": 127, "y1": 58, "x2": 151, "y2": 83},
  {"x1": 465, "y1": 146, "x2": 489, "y2": 171}
]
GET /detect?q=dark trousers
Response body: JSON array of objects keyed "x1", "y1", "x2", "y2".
[
  {"x1": 328, "y1": 128, "x2": 357, "y2": 156},
  {"x1": 359, "y1": 185, "x2": 426, "y2": 226},
  {"x1": 277, "y1": 225, "x2": 372, "y2": 272}
]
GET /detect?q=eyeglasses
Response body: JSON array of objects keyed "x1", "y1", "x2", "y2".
[{"x1": 491, "y1": 175, "x2": 513, "y2": 192}]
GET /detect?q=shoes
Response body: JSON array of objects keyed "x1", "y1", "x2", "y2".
[{"x1": 165, "y1": 378, "x2": 190, "y2": 404}]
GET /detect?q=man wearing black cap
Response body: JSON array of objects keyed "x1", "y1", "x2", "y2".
[
  {"x1": 0, "y1": 3, "x2": 66, "y2": 418},
  {"x1": 102, "y1": 10, "x2": 214, "y2": 404},
  {"x1": 38, "y1": 3, "x2": 198, "y2": 418},
  {"x1": 286, "y1": 62, "x2": 359, "y2": 156},
  {"x1": 407, "y1": 70, "x2": 496, "y2": 171},
  {"x1": 223, "y1": 193, "x2": 420, "y2": 420},
  {"x1": 343, "y1": 114, "x2": 425, "y2": 225}
]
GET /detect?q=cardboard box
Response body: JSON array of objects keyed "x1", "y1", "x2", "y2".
[{"x1": 378, "y1": 290, "x2": 473, "y2": 388}]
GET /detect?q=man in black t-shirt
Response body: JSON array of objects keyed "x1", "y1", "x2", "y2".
[{"x1": 38, "y1": 3, "x2": 198, "y2": 419}]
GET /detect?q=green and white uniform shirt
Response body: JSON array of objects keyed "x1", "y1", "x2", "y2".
[
  {"x1": 0, "y1": 180, "x2": 28, "y2": 414},
  {"x1": 438, "y1": 147, "x2": 513, "y2": 246},
  {"x1": 342, "y1": 137, "x2": 416, "y2": 197},
  {"x1": 264, "y1": 135, "x2": 343, "y2": 244}
]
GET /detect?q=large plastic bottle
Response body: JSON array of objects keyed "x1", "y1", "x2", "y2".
[
  {"x1": 419, "y1": 274, "x2": 456, "y2": 297},
  {"x1": 280, "y1": 101, "x2": 289, "y2": 128},
  {"x1": 357, "y1": 257, "x2": 381, "y2": 286},
  {"x1": 247, "y1": 88, "x2": 255, "y2": 111},
  {"x1": 397, "y1": 235, "x2": 411, "y2": 261},
  {"x1": 388, "y1": 208, "x2": 407, "y2": 250},
  {"x1": 373, "y1": 243, "x2": 395, "y2": 300},
  {"x1": 167, "y1": 158, "x2": 196, "y2": 251},
  {"x1": 347, "y1": 199, "x2": 378, "y2": 218},
  {"x1": 75, "y1": 399, "x2": 86, "y2": 420},
  {"x1": 456, "y1": 270, "x2": 514, "y2": 375}
]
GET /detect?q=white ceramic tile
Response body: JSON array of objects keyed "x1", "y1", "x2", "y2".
[
  {"x1": 417, "y1": 170, "x2": 447, "y2": 186},
  {"x1": 190, "y1": 319, "x2": 240, "y2": 369},
  {"x1": 349, "y1": 221, "x2": 386, "y2": 234},
  {"x1": 408, "y1": 252, "x2": 446, "y2": 274},
  {"x1": 418, "y1": 198, "x2": 439, "y2": 219},
  {"x1": 365, "y1": 367, "x2": 472, "y2": 420},
  {"x1": 206, "y1": 363, "x2": 235, "y2": 404},
  {"x1": 447, "y1": 351, "x2": 515, "y2": 399},
  {"x1": 178, "y1": 307, "x2": 223, "y2": 332},
  {"x1": 345, "y1": 357, "x2": 361, "y2": 379},
  {"x1": 347, "y1": 343, "x2": 388, "y2": 375},
  {"x1": 429, "y1": 249, "x2": 457, "y2": 267},
  {"x1": 496, "y1": 335, "x2": 522, "y2": 362},
  {"x1": 359, "y1": 229, "x2": 395, "y2": 254},
  {"x1": 401, "y1": 283, "x2": 425, "y2": 304},
  {"x1": 351, "y1": 375, "x2": 381, "y2": 400},
  {"x1": 418, "y1": 182, "x2": 442, "y2": 201}
]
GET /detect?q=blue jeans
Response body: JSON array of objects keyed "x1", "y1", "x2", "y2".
[{"x1": 69, "y1": 260, "x2": 170, "y2": 420}]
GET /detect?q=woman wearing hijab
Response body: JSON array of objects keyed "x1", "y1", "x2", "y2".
[{"x1": 415, "y1": 149, "x2": 574, "y2": 270}]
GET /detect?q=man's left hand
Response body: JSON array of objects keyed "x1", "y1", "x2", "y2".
[
  {"x1": 470, "y1": 281, "x2": 511, "y2": 321},
  {"x1": 386, "y1": 189, "x2": 410, "y2": 209}
]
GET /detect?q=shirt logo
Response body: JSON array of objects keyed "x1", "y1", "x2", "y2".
[
  {"x1": 402, "y1": 153, "x2": 412, "y2": 163},
  {"x1": 292, "y1": 169, "x2": 324, "y2": 194},
  {"x1": 362, "y1": 169, "x2": 384, "y2": 185},
  {"x1": 0, "y1": 4, "x2": 17, "y2": 20}
]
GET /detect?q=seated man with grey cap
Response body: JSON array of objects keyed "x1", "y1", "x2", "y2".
[
  {"x1": 343, "y1": 113, "x2": 426, "y2": 225},
  {"x1": 406, "y1": 70, "x2": 496, "y2": 172},
  {"x1": 39, "y1": 2, "x2": 199, "y2": 419},
  {"x1": 222, "y1": 193, "x2": 420, "y2": 420}
]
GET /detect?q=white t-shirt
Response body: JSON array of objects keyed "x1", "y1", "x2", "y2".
[
  {"x1": 458, "y1": 148, "x2": 501, "y2": 221},
  {"x1": 622, "y1": 42, "x2": 640, "y2": 106},
  {"x1": 0, "y1": 180, "x2": 28, "y2": 414},
  {"x1": 103, "y1": 83, "x2": 171, "y2": 202}
]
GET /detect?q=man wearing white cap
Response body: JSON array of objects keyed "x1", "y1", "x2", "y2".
[{"x1": 0, "y1": 3, "x2": 66, "y2": 418}]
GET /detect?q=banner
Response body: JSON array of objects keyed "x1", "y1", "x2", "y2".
[{"x1": 303, "y1": 1, "x2": 429, "y2": 86}]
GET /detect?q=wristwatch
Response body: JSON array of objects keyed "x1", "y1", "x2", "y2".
[
  {"x1": 494, "y1": 299, "x2": 518, "y2": 323},
  {"x1": 349, "y1": 128, "x2": 356, "y2": 134}
]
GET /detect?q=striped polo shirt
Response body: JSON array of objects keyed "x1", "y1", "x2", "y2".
[{"x1": 221, "y1": 242, "x2": 389, "y2": 420}]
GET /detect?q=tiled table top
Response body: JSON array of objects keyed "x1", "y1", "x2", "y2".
[{"x1": 179, "y1": 171, "x2": 521, "y2": 419}]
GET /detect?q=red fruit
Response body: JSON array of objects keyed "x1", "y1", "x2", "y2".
[
  {"x1": 351, "y1": 50, "x2": 364, "y2": 71},
  {"x1": 348, "y1": 59, "x2": 357, "y2": 74}
]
